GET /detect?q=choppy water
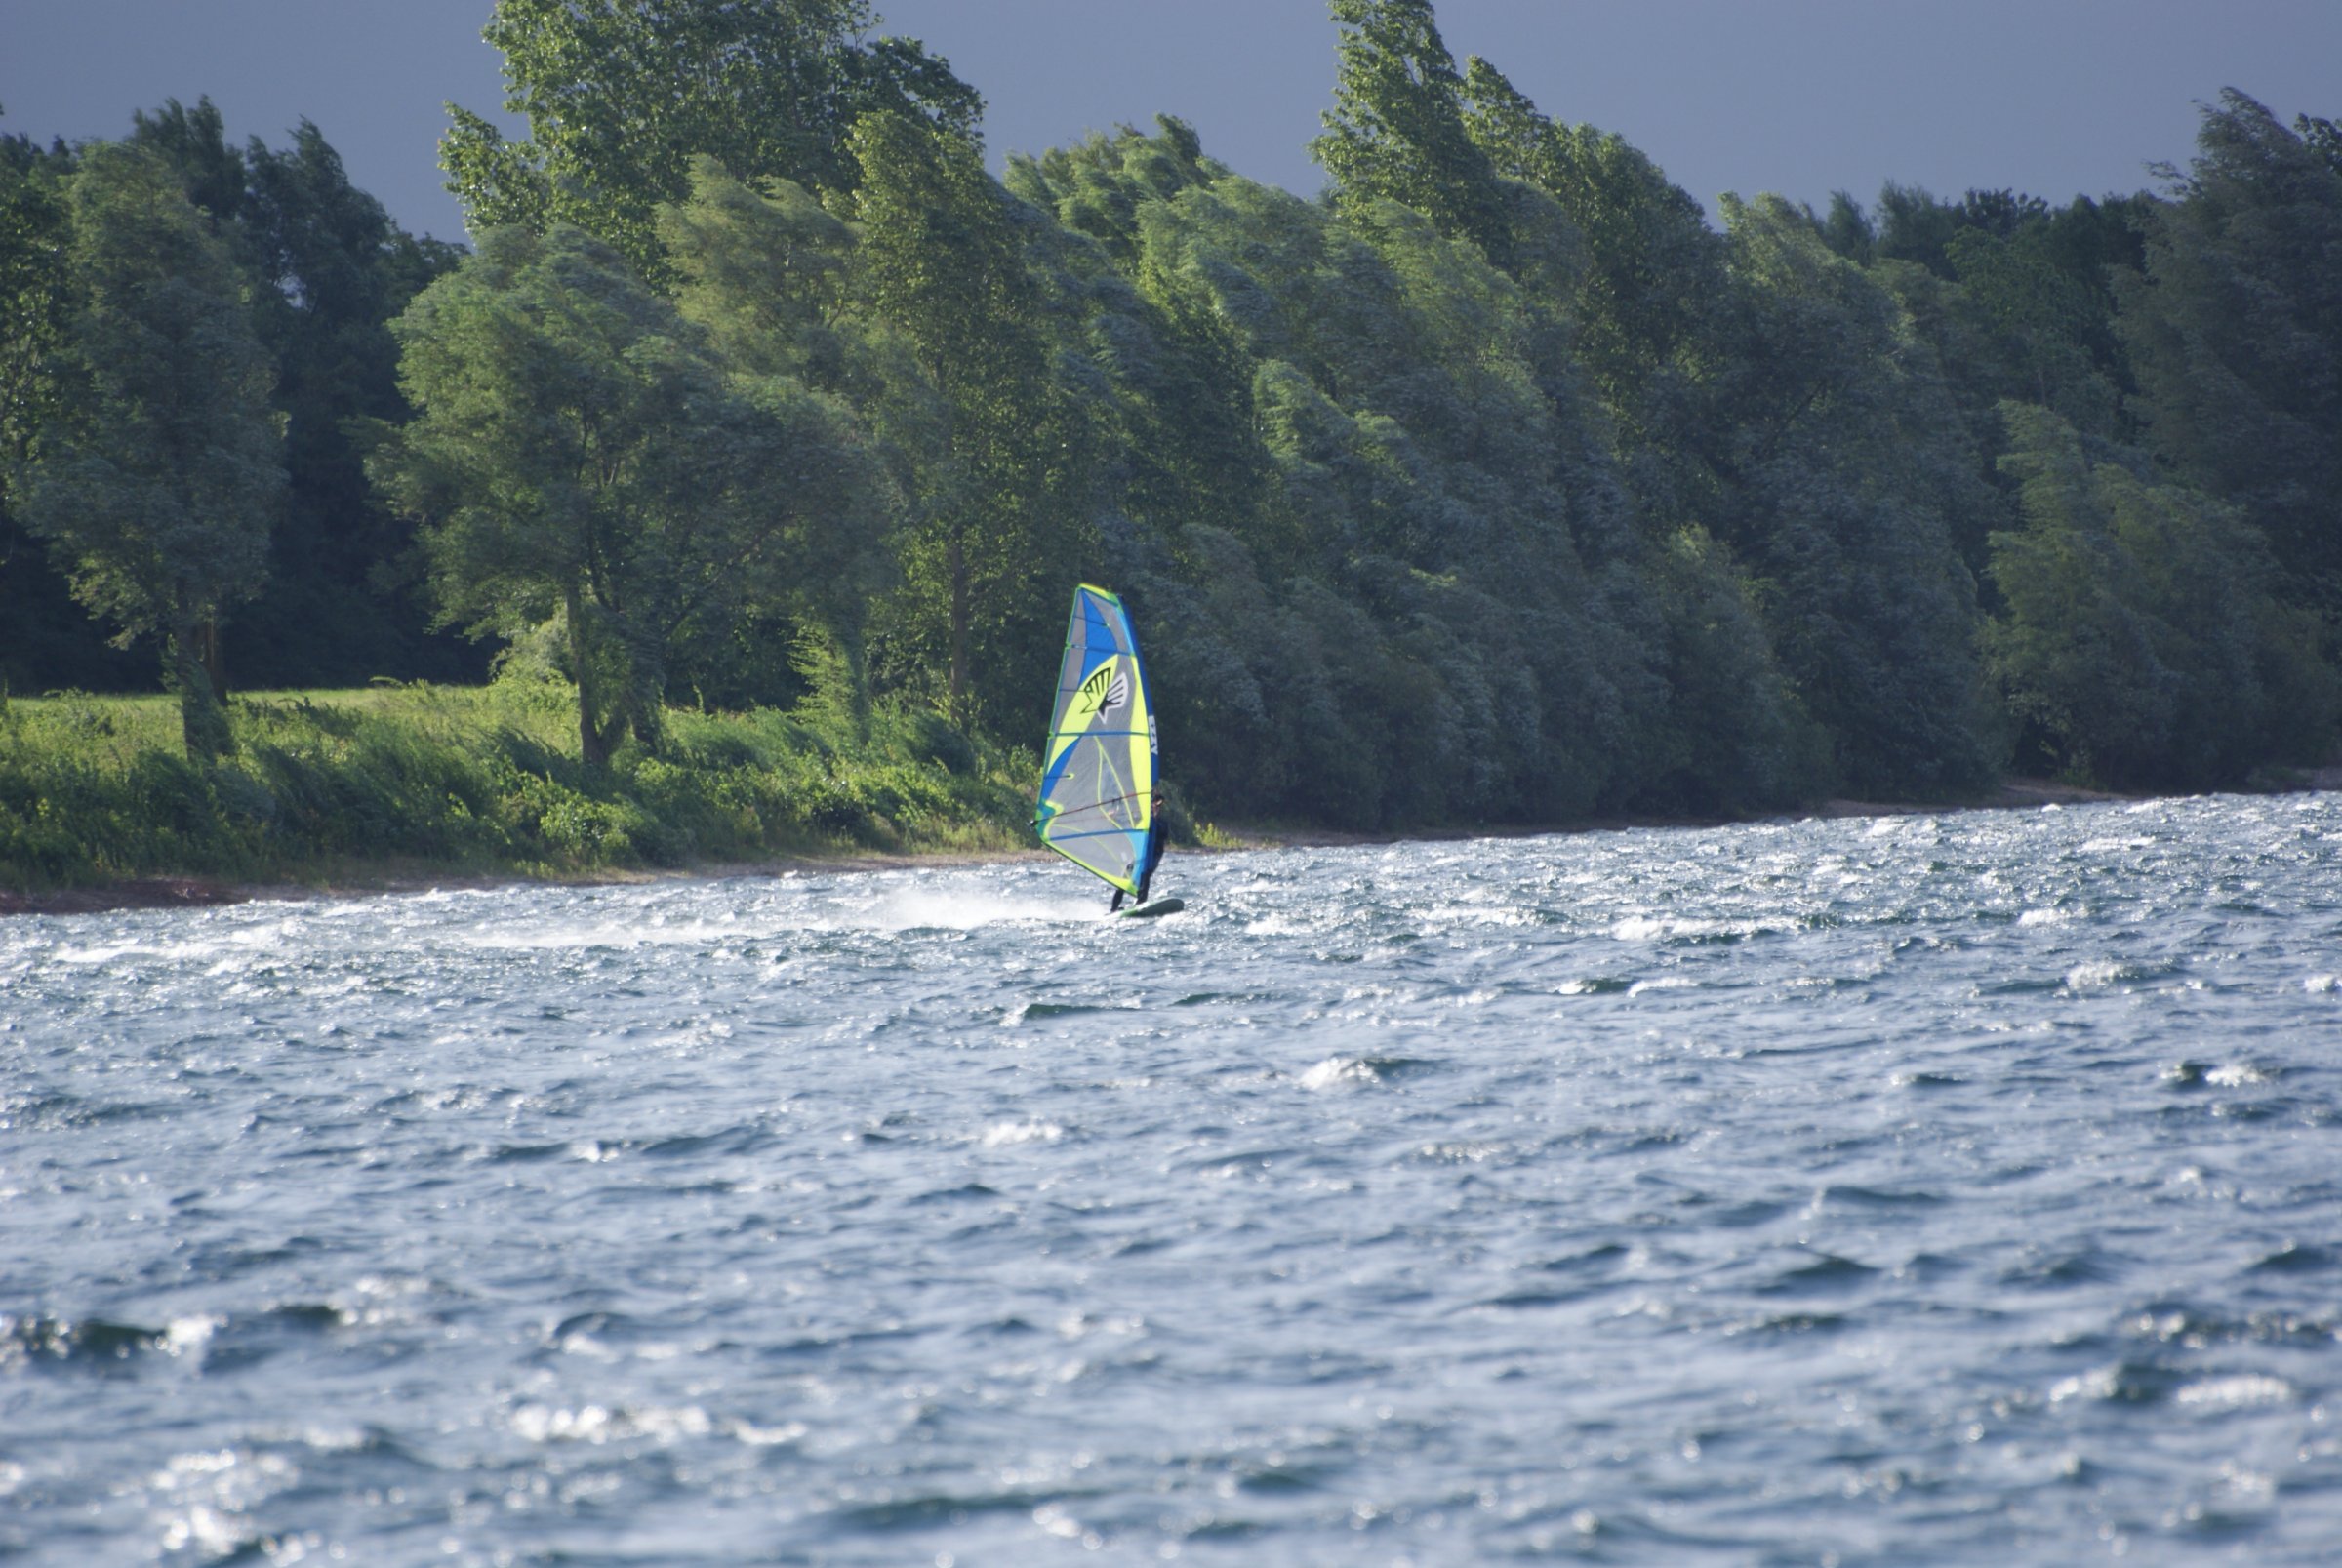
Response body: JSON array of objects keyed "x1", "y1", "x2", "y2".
[{"x1": 4, "y1": 793, "x2": 2341, "y2": 1565}]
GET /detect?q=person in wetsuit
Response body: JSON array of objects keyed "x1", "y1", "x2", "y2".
[{"x1": 1109, "y1": 821, "x2": 1164, "y2": 913}]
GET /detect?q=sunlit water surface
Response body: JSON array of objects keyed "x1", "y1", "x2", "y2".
[{"x1": 4, "y1": 793, "x2": 2341, "y2": 1565}]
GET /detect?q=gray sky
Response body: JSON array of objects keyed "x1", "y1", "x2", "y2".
[{"x1": 4, "y1": 1, "x2": 2337, "y2": 243}]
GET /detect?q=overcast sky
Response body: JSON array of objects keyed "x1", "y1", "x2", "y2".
[{"x1": 4, "y1": 1, "x2": 2336, "y2": 243}]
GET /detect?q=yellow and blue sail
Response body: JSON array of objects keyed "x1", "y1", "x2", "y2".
[{"x1": 1035, "y1": 584, "x2": 1157, "y2": 894}]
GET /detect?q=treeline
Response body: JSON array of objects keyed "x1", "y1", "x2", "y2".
[{"x1": 6, "y1": 0, "x2": 2340, "y2": 828}]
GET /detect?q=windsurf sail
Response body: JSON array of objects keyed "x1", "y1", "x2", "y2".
[{"x1": 1036, "y1": 584, "x2": 1159, "y2": 897}]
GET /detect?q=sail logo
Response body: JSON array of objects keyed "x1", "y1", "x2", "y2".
[{"x1": 1074, "y1": 663, "x2": 1128, "y2": 726}]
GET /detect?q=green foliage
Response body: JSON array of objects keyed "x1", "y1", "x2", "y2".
[
  {"x1": 441, "y1": 0, "x2": 980, "y2": 279},
  {"x1": 2117, "y1": 91, "x2": 2342, "y2": 613},
  {"x1": 1985, "y1": 404, "x2": 2336, "y2": 787},
  {"x1": 1458, "y1": 55, "x2": 1731, "y2": 515},
  {"x1": 20, "y1": 141, "x2": 283, "y2": 759},
  {"x1": 231, "y1": 120, "x2": 471, "y2": 686},
  {"x1": 849, "y1": 111, "x2": 1092, "y2": 733},
  {"x1": 0, "y1": 683, "x2": 1030, "y2": 890},
  {"x1": 375, "y1": 224, "x2": 885, "y2": 764},
  {"x1": 6, "y1": 103, "x2": 472, "y2": 698},
  {"x1": 13, "y1": 20, "x2": 2342, "y2": 894},
  {"x1": 0, "y1": 121, "x2": 143, "y2": 698},
  {"x1": 1312, "y1": 0, "x2": 1513, "y2": 266},
  {"x1": 0, "y1": 124, "x2": 71, "y2": 493},
  {"x1": 1706, "y1": 194, "x2": 1999, "y2": 797}
]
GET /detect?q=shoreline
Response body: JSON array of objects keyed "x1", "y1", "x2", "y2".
[{"x1": 2, "y1": 777, "x2": 2317, "y2": 920}]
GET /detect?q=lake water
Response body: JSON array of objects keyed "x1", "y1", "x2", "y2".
[{"x1": 3, "y1": 793, "x2": 2340, "y2": 1564}]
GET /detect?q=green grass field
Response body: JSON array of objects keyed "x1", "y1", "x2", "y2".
[{"x1": 0, "y1": 678, "x2": 1039, "y2": 892}]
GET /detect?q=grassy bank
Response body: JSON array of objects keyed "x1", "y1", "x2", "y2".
[{"x1": 0, "y1": 679, "x2": 1038, "y2": 894}]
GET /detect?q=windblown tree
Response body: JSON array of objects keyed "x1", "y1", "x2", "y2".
[
  {"x1": 442, "y1": 0, "x2": 981, "y2": 279},
  {"x1": 0, "y1": 119, "x2": 131, "y2": 695},
  {"x1": 0, "y1": 124, "x2": 69, "y2": 489},
  {"x1": 656, "y1": 154, "x2": 897, "y2": 706},
  {"x1": 231, "y1": 121, "x2": 468, "y2": 683},
  {"x1": 2117, "y1": 90, "x2": 2342, "y2": 616},
  {"x1": 20, "y1": 142, "x2": 282, "y2": 759},
  {"x1": 1702, "y1": 195, "x2": 1999, "y2": 796},
  {"x1": 1985, "y1": 403, "x2": 2334, "y2": 786},
  {"x1": 1459, "y1": 54, "x2": 1731, "y2": 474},
  {"x1": 1311, "y1": 0, "x2": 1513, "y2": 267},
  {"x1": 849, "y1": 109, "x2": 1089, "y2": 729},
  {"x1": 375, "y1": 224, "x2": 883, "y2": 763},
  {"x1": 77, "y1": 98, "x2": 472, "y2": 688}
]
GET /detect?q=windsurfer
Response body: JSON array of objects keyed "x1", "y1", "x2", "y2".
[{"x1": 1110, "y1": 824, "x2": 1164, "y2": 913}]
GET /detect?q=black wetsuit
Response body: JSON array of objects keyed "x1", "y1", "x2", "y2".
[{"x1": 1111, "y1": 824, "x2": 1165, "y2": 912}]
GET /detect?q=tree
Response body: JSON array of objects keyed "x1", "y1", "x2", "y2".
[
  {"x1": 442, "y1": 0, "x2": 981, "y2": 279},
  {"x1": 0, "y1": 120, "x2": 140, "y2": 696},
  {"x1": 656, "y1": 155, "x2": 895, "y2": 706},
  {"x1": 1873, "y1": 182, "x2": 2047, "y2": 279},
  {"x1": 375, "y1": 224, "x2": 880, "y2": 763},
  {"x1": 1985, "y1": 403, "x2": 2334, "y2": 786},
  {"x1": 101, "y1": 100, "x2": 477, "y2": 687},
  {"x1": 1459, "y1": 56, "x2": 1731, "y2": 489},
  {"x1": 1311, "y1": 0, "x2": 1513, "y2": 267},
  {"x1": 1704, "y1": 195, "x2": 1998, "y2": 796},
  {"x1": 849, "y1": 110, "x2": 1087, "y2": 729},
  {"x1": 1816, "y1": 191, "x2": 1876, "y2": 263},
  {"x1": 0, "y1": 122, "x2": 69, "y2": 490},
  {"x1": 20, "y1": 142, "x2": 283, "y2": 758},
  {"x1": 232, "y1": 120, "x2": 470, "y2": 684},
  {"x1": 2116, "y1": 90, "x2": 2342, "y2": 615}
]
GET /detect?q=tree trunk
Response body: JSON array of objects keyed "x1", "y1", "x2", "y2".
[
  {"x1": 624, "y1": 622, "x2": 666, "y2": 756},
  {"x1": 566, "y1": 589, "x2": 618, "y2": 767},
  {"x1": 168, "y1": 617, "x2": 231, "y2": 761},
  {"x1": 196, "y1": 615, "x2": 225, "y2": 701},
  {"x1": 948, "y1": 533, "x2": 970, "y2": 725}
]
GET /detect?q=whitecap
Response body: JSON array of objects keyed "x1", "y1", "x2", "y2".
[
  {"x1": 464, "y1": 919, "x2": 741, "y2": 952},
  {"x1": 2064, "y1": 960, "x2": 2125, "y2": 990},
  {"x1": 981, "y1": 1119, "x2": 1064, "y2": 1147},
  {"x1": 509, "y1": 1402, "x2": 713, "y2": 1444},
  {"x1": 2174, "y1": 1375, "x2": 2292, "y2": 1410},
  {"x1": 2205, "y1": 1063, "x2": 2269, "y2": 1087},
  {"x1": 1610, "y1": 915, "x2": 1727, "y2": 942},
  {"x1": 2049, "y1": 1365, "x2": 2120, "y2": 1403},
  {"x1": 160, "y1": 1506, "x2": 253, "y2": 1558},
  {"x1": 161, "y1": 1314, "x2": 220, "y2": 1360},
  {"x1": 1419, "y1": 1142, "x2": 1504, "y2": 1163},
  {"x1": 1299, "y1": 1057, "x2": 1380, "y2": 1090},
  {"x1": 727, "y1": 1418, "x2": 807, "y2": 1447},
  {"x1": 54, "y1": 944, "x2": 162, "y2": 966}
]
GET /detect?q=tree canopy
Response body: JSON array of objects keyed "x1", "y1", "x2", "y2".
[
  {"x1": 19, "y1": 142, "x2": 283, "y2": 757},
  {"x1": 10, "y1": 10, "x2": 2339, "y2": 813},
  {"x1": 442, "y1": 0, "x2": 980, "y2": 278}
]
